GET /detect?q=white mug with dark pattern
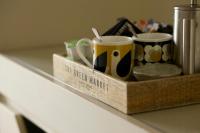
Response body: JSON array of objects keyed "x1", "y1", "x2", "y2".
[
  {"x1": 76, "y1": 36, "x2": 135, "y2": 81},
  {"x1": 133, "y1": 33, "x2": 173, "y2": 66}
]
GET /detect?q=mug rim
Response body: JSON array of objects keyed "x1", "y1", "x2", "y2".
[
  {"x1": 133, "y1": 33, "x2": 172, "y2": 42},
  {"x1": 93, "y1": 36, "x2": 133, "y2": 45}
]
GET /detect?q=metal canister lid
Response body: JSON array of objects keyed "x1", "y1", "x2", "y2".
[{"x1": 174, "y1": 4, "x2": 200, "y2": 11}]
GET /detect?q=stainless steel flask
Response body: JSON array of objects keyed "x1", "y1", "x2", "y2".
[{"x1": 174, "y1": 0, "x2": 200, "y2": 74}]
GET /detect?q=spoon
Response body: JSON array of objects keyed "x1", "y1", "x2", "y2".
[
  {"x1": 92, "y1": 27, "x2": 102, "y2": 42},
  {"x1": 129, "y1": 26, "x2": 138, "y2": 38}
]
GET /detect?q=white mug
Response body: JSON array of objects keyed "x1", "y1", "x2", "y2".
[{"x1": 76, "y1": 36, "x2": 135, "y2": 80}]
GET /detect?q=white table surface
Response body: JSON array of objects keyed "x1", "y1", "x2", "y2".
[{"x1": 1, "y1": 45, "x2": 200, "y2": 133}]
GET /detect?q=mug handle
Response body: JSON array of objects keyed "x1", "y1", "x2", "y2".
[{"x1": 76, "y1": 38, "x2": 93, "y2": 68}]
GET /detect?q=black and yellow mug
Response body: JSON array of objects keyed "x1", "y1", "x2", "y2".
[{"x1": 76, "y1": 36, "x2": 135, "y2": 80}]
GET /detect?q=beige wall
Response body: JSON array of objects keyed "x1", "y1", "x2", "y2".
[{"x1": 0, "y1": 0, "x2": 187, "y2": 50}]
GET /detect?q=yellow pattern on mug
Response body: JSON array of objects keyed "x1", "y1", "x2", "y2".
[{"x1": 94, "y1": 43, "x2": 134, "y2": 80}]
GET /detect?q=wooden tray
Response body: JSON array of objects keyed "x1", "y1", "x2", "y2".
[{"x1": 53, "y1": 54, "x2": 200, "y2": 114}]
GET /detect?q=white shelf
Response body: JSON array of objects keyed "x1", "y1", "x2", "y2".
[{"x1": 1, "y1": 45, "x2": 200, "y2": 133}]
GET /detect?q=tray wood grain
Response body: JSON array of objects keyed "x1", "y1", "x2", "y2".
[{"x1": 53, "y1": 54, "x2": 200, "y2": 114}]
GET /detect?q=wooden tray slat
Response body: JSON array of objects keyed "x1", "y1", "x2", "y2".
[{"x1": 53, "y1": 54, "x2": 200, "y2": 114}]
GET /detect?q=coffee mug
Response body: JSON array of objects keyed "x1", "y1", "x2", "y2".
[
  {"x1": 76, "y1": 36, "x2": 135, "y2": 80},
  {"x1": 133, "y1": 33, "x2": 173, "y2": 65}
]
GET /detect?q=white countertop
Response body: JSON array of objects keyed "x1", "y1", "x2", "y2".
[{"x1": 1, "y1": 45, "x2": 200, "y2": 133}]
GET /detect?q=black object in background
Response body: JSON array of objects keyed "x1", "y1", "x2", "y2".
[
  {"x1": 102, "y1": 18, "x2": 143, "y2": 37},
  {"x1": 157, "y1": 24, "x2": 173, "y2": 35}
]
